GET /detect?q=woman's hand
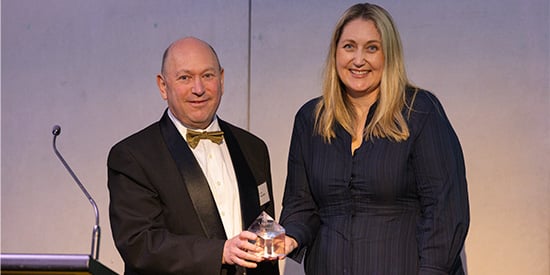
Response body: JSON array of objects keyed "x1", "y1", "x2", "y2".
[{"x1": 278, "y1": 235, "x2": 298, "y2": 260}]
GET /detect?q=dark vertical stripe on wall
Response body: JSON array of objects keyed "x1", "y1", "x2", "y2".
[{"x1": 246, "y1": 0, "x2": 252, "y2": 130}]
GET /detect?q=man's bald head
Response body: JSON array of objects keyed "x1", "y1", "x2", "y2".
[{"x1": 160, "y1": 36, "x2": 222, "y2": 76}]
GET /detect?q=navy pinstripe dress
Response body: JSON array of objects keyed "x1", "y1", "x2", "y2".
[{"x1": 280, "y1": 88, "x2": 469, "y2": 275}]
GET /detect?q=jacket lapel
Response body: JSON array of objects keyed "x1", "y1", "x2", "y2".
[
  {"x1": 219, "y1": 120, "x2": 262, "y2": 229},
  {"x1": 159, "y1": 111, "x2": 227, "y2": 239}
]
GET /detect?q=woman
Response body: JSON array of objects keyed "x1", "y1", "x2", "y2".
[{"x1": 280, "y1": 3, "x2": 470, "y2": 274}]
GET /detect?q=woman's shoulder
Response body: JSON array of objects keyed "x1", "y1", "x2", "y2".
[
  {"x1": 290, "y1": 97, "x2": 322, "y2": 131},
  {"x1": 406, "y1": 87, "x2": 445, "y2": 114},
  {"x1": 295, "y1": 97, "x2": 321, "y2": 118},
  {"x1": 299, "y1": 97, "x2": 321, "y2": 112},
  {"x1": 404, "y1": 87, "x2": 454, "y2": 132}
]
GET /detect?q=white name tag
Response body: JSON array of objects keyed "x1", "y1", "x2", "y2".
[{"x1": 258, "y1": 182, "x2": 270, "y2": 206}]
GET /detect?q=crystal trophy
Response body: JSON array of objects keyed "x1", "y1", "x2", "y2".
[{"x1": 247, "y1": 211, "x2": 286, "y2": 258}]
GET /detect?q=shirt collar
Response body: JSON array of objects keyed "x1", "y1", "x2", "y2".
[{"x1": 167, "y1": 109, "x2": 221, "y2": 142}]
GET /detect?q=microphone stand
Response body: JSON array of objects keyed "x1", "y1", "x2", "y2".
[{"x1": 52, "y1": 125, "x2": 101, "y2": 260}]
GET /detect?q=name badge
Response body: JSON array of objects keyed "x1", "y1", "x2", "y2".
[{"x1": 258, "y1": 182, "x2": 270, "y2": 206}]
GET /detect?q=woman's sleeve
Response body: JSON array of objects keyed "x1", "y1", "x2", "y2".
[
  {"x1": 412, "y1": 94, "x2": 470, "y2": 274},
  {"x1": 279, "y1": 107, "x2": 320, "y2": 263}
]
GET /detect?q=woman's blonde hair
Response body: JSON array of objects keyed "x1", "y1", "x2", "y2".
[{"x1": 315, "y1": 3, "x2": 413, "y2": 142}]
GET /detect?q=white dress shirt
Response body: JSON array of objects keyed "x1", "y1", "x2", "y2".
[{"x1": 168, "y1": 110, "x2": 242, "y2": 239}]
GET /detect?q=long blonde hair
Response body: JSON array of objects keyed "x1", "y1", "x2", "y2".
[{"x1": 315, "y1": 3, "x2": 413, "y2": 142}]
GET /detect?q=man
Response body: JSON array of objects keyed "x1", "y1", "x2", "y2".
[{"x1": 108, "y1": 37, "x2": 279, "y2": 275}]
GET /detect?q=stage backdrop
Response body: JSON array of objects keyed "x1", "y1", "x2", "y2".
[{"x1": 2, "y1": 1, "x2": 549, "y2": 274}]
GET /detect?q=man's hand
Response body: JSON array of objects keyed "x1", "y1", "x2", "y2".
[{"x1": 222, "y1": 231, "x2": 263, "y2": 268}]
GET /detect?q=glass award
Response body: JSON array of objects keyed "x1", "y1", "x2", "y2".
[{"x1": 247, "y1": 211, "x2": 285, "y2": 258}]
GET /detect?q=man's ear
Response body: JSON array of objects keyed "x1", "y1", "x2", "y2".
[
  {"x1": 219, "y1": 68, "x2": 225, "y2": 95},
  {"x1": 156, "y1": 74, "x2": 168, "y2": 100}
]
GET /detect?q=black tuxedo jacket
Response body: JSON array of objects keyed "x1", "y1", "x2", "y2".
[{"x1": 108, "y1": 111, "x2": 279, "y2": 275}]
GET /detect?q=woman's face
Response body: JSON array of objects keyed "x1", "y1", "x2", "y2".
[{"x1": 336, "y1": 19, "x2": 384, "y2": 98}]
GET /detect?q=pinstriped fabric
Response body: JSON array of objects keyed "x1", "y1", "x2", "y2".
[{"x1": 281, "y1": 88, "x2": 469, "y2": 275}]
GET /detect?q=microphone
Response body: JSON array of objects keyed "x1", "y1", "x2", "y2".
[{"x1": 51, "y1": 125, "x2": 101, "y2": 260}]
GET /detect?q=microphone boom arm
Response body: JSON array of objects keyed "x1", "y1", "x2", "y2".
[{"x1": 52, "y1": 125, "x2": 101, "y2": 260}]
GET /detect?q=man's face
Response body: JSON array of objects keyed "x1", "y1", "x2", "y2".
[{"x1": 157, "y1": 38, "x2": 224, "y2": 129}]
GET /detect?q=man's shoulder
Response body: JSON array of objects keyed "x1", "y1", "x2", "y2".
[
  {"x1": 111, "y1": 121, "x2": 162, "y2": 150},
  {"x1": 219, "y1": 119, "x2": 265, "y2": 144}
]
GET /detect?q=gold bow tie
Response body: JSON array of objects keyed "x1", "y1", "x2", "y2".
[{"x1": 186, "y1": 129, "x2": 224, "y2": 149}]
